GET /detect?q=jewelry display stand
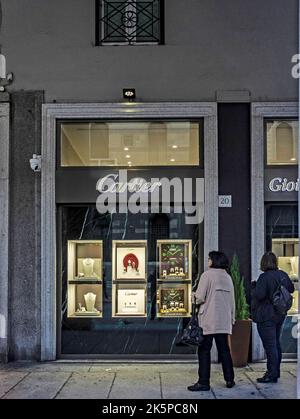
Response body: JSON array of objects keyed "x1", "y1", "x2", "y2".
[
  {"x1": 67, "y1": 240, "x2": 103, "y2": 318},
  {"x1": 156, "y1": 240, "x2": 192, "y2": 318}
]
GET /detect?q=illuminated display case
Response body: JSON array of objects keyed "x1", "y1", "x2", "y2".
[
  {"x1": 272, "y1": 238, "x2": 299, "y2": 315},
  {"x1": 112, "y1": 240, "x2": 147, "y2": 317},
  {"x1": 156, "y1": 240, "x2": 192, "y2": 318},
  {"x1": 67, "y1": 240, "x2": 103, "y2": 318}
]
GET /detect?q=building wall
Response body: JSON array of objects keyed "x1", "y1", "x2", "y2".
[
  {"x1": 1, "y1": 0, "x2": 298, "y2": 102},
  {"x1": 9, "y1": 92, "x2": 43, "y2": 360},
  {"x1": 218, "y1": 103, "x2": 251, "y2": 297}
]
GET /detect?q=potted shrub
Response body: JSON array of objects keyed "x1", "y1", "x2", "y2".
[{"x1": 229, "y1": 254, "x2": 252, "y2": 368}]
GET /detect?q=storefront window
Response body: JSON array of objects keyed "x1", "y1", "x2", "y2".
[
  {"x1": 266, "y1": 204, "x2": 298, "y2": 355},
  {"x1": 59, "y1": 206, "x2": 203, "y2": 356},
  {"x1": 60, "y1": 121, "x2": 201, "y2": 167},
  {"x1": 266, "y1": 120, "x2": 298, "y2": 165}
]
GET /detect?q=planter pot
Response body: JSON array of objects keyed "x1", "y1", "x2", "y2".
[{"x1": 229, "y1": 319, "x2": 252, "y2": 368}]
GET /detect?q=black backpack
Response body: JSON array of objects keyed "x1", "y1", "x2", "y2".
[{"x1": 272, "y1": 274, "x2": 293, "y2": 316}]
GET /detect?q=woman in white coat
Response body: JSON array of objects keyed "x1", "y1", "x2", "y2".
[{"x1": 188, "y1": 251, "x2": 236, "y2": 392}]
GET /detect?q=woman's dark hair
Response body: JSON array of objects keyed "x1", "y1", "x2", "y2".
[
  {"x1": 208, "y1": 251, "x2": 229, "y2": 270},
  {"x1": 260, "y1": 252, "x2": 278, "y2": 272}
]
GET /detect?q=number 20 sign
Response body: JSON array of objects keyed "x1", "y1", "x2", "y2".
[{"x1": 219, "y1": 196, "x2": 232, "y2": 208}]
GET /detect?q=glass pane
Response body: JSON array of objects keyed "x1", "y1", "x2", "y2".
[
  {"x1": 60, "y1": 205, "x2": 202, "y2": 355},
  {"x1": 266, "y1": 120, "x2": 298, "y2": 165},
  {"x1": 266, "y1": 204, "x2": 298, "y2": 355},
  {"x1": 61, "y1": 121, "x2": 201, "y2": 167}
]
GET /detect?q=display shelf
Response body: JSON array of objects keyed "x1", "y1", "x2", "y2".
[
  {"x1": 157, "y1": 239, "x2": 192, "y2": 281},
  {"x1": 67, "y1": 240, "x2": 103, "y2": 318},
  {"x1": 156, "y1": 280, "x2": 192, "y2": 318},
  {"x1": 68, "y1": 280, "x2": 102, "y2": 285},
  {"x1": 112, "y1": 283, "x2": 147, "y2": 318}
]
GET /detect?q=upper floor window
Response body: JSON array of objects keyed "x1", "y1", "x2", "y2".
[
  {"x1": 266, "y1": 120, "x2": 298, "y2": 166},
  {"x1": 96, "y1": 0, "x2": 164, "y2": 45}
]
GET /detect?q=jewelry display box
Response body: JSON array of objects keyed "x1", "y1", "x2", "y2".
[
  {"x1": 67, "y1": 240, "x2": 103, "y2": 318},
  {"x1": 156, "y1": 240, "x2": 192, "y2": 318},
  {"x1": 112, "y1": 240, "x2": 147, "y2": 317}
]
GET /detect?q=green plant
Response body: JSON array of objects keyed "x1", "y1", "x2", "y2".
[{"x1": 230, "y1": 254, "x2": 249, "y2": 320}]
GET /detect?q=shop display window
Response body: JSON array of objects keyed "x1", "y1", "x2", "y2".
[
  {"x1": 156, "y1": 240, "x2": 192, "y2": 318},
  {"x1": 272, "y1": 238, "x2": 299, "y2": 315},
  {"x1": 112, "y1": 240, "x2": 147, "y2": 317},
  {"x1": 67, "y1": 240, "x2": 103, "y2": 318}
]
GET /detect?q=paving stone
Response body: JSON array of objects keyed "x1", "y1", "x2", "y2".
[
  {"x1": 160, "y1": 372, "x2": 215, "y2": 400},
  {"x1": 210, "y1": 372, "x2": 264, "y2": 399},
  {"x1": 56, "y1": 372, "x2": 114, "y2": 399},
  {"x1": 109, "y1": 370, "x2": 161, "y2": 399},
  {"x1": 245, "y1": 371, "x2": 296, "y2": 400},
  {"x1": 0, "y1": 371, "x2": 29, "y2": 398},
  {"x1": 3, "y1": 372, "x2": 71, "y2": 399}
]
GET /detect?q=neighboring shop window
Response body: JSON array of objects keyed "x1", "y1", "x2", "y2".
[
  {"x1": 60, "y1": 121, "x2": 202, "y2": 167},
  {"x1": 96, "y1": 0, "x2": 164, "y2": 45},
  {"x1": 266, "y1": 204, "x2": 298, "y2": 354},
  {"x1": 266, "y1": 120, "x2": 298, "y2": 165}
]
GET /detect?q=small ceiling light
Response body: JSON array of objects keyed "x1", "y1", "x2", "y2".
[
  {"x1": 124, "y1": 147, "x2": 129, "y2": 151},
  {"x1": 170, "y1": 158, "x2": 175, "y2": 162},
  {"x1": 290, "y1": 157, "x2": 297, "y2": 161},
  {"x1": 172, "y1": 145, "x2": 178, "y2": 149},
  {"x1": 123, "y1": 88, "x2": 136, "y2": 100},
  {"x1": 126, "y1": 155, "x2": 131, "y2": 159},
  {"x1": 128, "y1": 161, "x2": 132, "y2": 165}
]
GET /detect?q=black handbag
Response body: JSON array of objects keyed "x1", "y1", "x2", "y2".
[{"x1": 180, "y1": 304, "x2": 204, "y2": 346}]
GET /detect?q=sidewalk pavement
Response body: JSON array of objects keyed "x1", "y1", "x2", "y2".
[{"x1": 0, "y1": 361, "x2": 297, "y2": 400}]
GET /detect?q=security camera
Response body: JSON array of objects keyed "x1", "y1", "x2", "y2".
[{"x1": 29, "y1": 154, "x2": 41, "y2": 172}]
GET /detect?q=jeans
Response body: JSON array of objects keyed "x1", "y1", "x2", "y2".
[
  {"x1": 198, "y1": 334, "x2": 234, "y2": 386},
  {"x1": 257, "y1": 319, "x2": 284, "y2": 379}
]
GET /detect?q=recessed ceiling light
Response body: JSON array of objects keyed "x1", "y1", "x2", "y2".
[
  {"x1": 124, "y1": 147, "x2": 129, "y2": 151},
  {"x1": 128, "y1": 161, "x2": 132, "y2": 165},
  {"x1": 172, "y1": 145, "x2": 178, "y2": 149},
  {"x1": 170, "y1": 158, "x2": 175, "y2": 162},
  {"x1": 126, "y1": 155, "x2": 131, "y2": 159},
  {"x1": 290, "y1": 157, "x2": 297, "y2": 161}
]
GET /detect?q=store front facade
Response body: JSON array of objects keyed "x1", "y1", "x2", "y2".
[
  {"x1": 41, "y1": 102, "x2": 218, "y2": 360},
  {"x1": 251, "y1": 103, "x2": 299, "y2": 360}
]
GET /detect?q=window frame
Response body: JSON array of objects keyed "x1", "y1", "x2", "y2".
[{"x1": 95, "y1": 0, "x2": 165, "y2": 46}]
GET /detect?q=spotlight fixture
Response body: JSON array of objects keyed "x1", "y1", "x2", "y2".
[
  {"x1": 123, "y1": 88, "x2": 136, "y2": 100},
  {"x1": 124, "y1": 147, "x2": 129, "y2": 151},
  {"x1": 172, "y1": 145, "x2": 178, "y2": 149}
]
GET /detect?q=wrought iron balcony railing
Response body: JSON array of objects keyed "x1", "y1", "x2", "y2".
[{"x1": 96, "y1": 0, "x2": 164, "y2": 45}]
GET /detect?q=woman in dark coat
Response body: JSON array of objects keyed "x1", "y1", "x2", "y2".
[{"x1": 251, "y1": 252, "x2": 294, "y2": 383}]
